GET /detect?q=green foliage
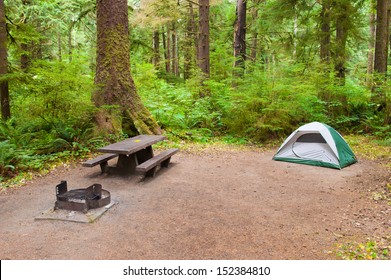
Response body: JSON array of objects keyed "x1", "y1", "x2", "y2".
[
  {"x1": 134, "y1": 63, "x2": 225, "y2": 136},
  {"x1": 0, "y1": 58, "x2": 103, "y2": 182},
  {"x1": 15, "y1": 59, "x2": 94, "y2": 119},
  {"x1": 133, "y1": 59, "x2": 388, "y2": 145},
  {"x1": 223, "y1": 64, "x2": 327, "y2": 141},
  {"x1": 2, "y1": 0, "x2": 391, "y2": 184}
]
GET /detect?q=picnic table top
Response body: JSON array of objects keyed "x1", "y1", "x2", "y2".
[{"x1": 97, "y1": 135, "x2": 166, "y2": 155}]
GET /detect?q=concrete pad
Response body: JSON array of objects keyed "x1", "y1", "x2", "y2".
[{"x1": 34, "y1": 201, "x2": 117, "y2": 224}]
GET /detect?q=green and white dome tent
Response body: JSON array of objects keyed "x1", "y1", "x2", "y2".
[{"x1": 273, "y1": 122, "x2": 357, "y2": 169}]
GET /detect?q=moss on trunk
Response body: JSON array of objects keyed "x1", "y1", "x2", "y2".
[{"x1": 94, "y1": 0, "x2": 161, "y2": 136}]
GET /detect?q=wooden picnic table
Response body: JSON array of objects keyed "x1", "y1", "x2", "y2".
[
  {"x1": 97, "y1": 134, "x2": 166, "y2": 174},
  {"x1": 83, "y1": 134, "x2": 178, "y2": 176}
]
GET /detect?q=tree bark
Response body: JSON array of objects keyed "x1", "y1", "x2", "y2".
[
  {"x1": 293, "y1": 7, "x2": 298, "y2": 59},
  {"x1": 68, "y1": 25, "x2": 73, "y2": 62},
  {"x1": 152, "y1": 30, "x2": 160, "y2": 70},
  {"x1": 184, "y1": 1, "x2": 197, "y2": 80},
  {"x1": 320, "y1": 0, "x2": 331, "y2": 62},
  {"x1": 166, "y1": 25, "x2": 171, "y2": 73},
  {"x1": 94, "y1": 0, "x2": 161, "y2": 135},
  {"x1": 171, "y1": 22, "x2": 179, "y2": 76},
  {"x1": 20, "y1": 0, "x2": 31, "y2": 70},
  {"x1": 198, "y1": 0, "x2": 210, "y2": 77},
  {"x1": 0, "y1": 0, "x2": 10, "y2": 120},
  {"x1": 233, "y1": 0, "x2": 246, "y2": 76},
  {"x1": 367, "y1": 0, "x2": 376, "y2": 86},
  {"x1": 58, "y1": 32, "x2": 62, "y2": 62},
  {"x1": 162, "y1": 28, "x2": 169, "y2": 73},
  {"x1": 374, "y1": 0, "x2": 390, "y2": 74},
  {"x1": 334, "y1": 5, "x2": 348, "y2": 85}
]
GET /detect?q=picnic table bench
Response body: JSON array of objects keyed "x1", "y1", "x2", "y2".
[
  {"x1": 82, "y1": 153, "x2": 118, "y2": 173},
  {"x1": 135, "y1": 148, "x2": 178, "y2": 177},
  {"x1": 82, "y1": 135, "x2": 178, "y2": 177}
]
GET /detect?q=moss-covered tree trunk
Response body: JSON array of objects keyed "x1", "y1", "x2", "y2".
[
  {"x1": 334, "y1": 2, "x2": 349, "y2": 86},
  {"x1": 94, "y1": 0, "x2": 161, "y2": 135},
  {"x1": 319, "y1": 0, "x2": 331, "y2": 63}
]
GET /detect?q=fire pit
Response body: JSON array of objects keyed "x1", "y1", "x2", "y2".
[{"x1": 54, "y1": 181, "x2": 111, "y2": 213}]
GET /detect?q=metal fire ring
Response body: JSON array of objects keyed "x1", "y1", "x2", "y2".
[{"x1": 54, "y1": 181, "x2": 111, "y2": 213}]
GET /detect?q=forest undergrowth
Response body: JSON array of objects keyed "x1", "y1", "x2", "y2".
[{"x1": 1, "y1": 60, "x2": 391, "y2": 186}]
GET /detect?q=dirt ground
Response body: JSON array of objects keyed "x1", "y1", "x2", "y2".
[{"x1": 0, "y1": 147, "x2": 390, "y2": 260}]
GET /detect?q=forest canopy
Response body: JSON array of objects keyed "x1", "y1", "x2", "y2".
[{"x1": 0, "y1": 0, "x2": 390, "y2": 180}]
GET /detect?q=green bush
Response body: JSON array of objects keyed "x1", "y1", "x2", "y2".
[{"x1": 0, "y1": 58, "x2": 102, "y2": 180}]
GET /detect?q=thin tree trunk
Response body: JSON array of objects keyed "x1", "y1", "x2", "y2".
[
  {"x1": 94, "y1": 0, "x2": 161, "y2": 135},
  {"x1": 162, "y1": 28, "x2": 169, "y2": 73},
  {"x1": 293, "y1": 8, "x2": 298, "y2": 59},
  {"x1": 320, "y1": 1, "x2": 331, "y2": 62},
  {"x1": 171, "y1": 22, "x2": 179, "y2": 76},
  {"x1": 250, "y1": 34, "x2": 257, "y2": 62},
  {"x1": 249, "y1": 0, "x2": 260, "y2": 62},
  {"x1": 366, "y1": 0, "x2": 376, "y2": 86},
  {"x1": 152, "y1": 30, "x2": 160, "y2": 70},
  {"x1": 68, "y1": 25, "x2": 73, "y2": 62},
  {"x1": 166, "y1": 26, "x2": 171, "y2": 73},
  {"x1": 184, "y1": 1, "x2": 197, "y2": 80},
  {"x1": 233, "y1": 0, "x2": 246, "y2": 76},
  {"x1": 20, "y1": 43, "x2": 29, "y2": 70},
  {"x1": 58, "y1": 33, "x2": 62, "y2": 62},
  {"x1": 0, "y1": 0, "x2": 10, "y2": 120}
]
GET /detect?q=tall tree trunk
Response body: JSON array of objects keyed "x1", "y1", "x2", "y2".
[
  {"x1": 162, "y1": 28, "x2": 169, "y2": 74},
  {"x1": 318, "y1": 0, "x2": 332, "y2": 105},
  {"x1": 58, "y1": 32, "x2": 62, "y2": 62},
  {"x1": 20, "y1": 0, "x2": 31, "y2": 70},
  {"x1": 0, "y1": 0, "x2": 10, "y2": 120},
  {"x1": 320, "y1": 0, "x2": 331, "y2": 62},
  {"x1": 250, "y1": 34, "x2": 257, "y2": 62},
  {"x1": 184, "y1": 1, "x2": 197, "y2": 80},
  {"x1": 166, "y1": 26, "x2": 171, "y2": 74},
  {"x1": 293, "y1": 7, "x2": 298, "y2": 59},
  {"x1": 233, "y1": 0, "x2": 246, "y2": 76},
  {"x1": 94, "y1": 0, "x2": 161, "y2": 135},
  {"x1": 171, "y1": 22, "x2": 179, "y2": 76},
  {"x1": 374, "y1": 0, "x2": 390, "y2": 74},
  {"x1": 152, "y1": 30, "x2": 160, "y2": 70},
  {"x1": 367, "y1": 0, "x2": 376, "y2": 86},
  {"x1": 330, "y1": 1, "x2": 350, "y2": 117},
  {"x1": 373, "y1": 0, "x2": 390, "y2": 109},
  {"x1": 334, "y1": 6, "x2": 348, "y2": 85},
  {"x1": 68, "y1": 24, "x2": 73, "y2": 62},
  {"x1": 198, "y1": 0, "x2": 210, "y2": 77}
]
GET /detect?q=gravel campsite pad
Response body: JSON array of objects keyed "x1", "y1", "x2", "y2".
[{"x1": 0, "y1": 147, "x2": 390, "y2": 259}]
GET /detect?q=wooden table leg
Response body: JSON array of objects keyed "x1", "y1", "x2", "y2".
[
  {"x1": 135, "y1": 146, "x2": 154, "y2": 164},
  {"x1": 115, "y1": 154, "x2": 138, "y2": 174}
]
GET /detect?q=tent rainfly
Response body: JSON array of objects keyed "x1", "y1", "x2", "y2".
[{"x1": 273, "y1": 122, "x2": 357, "y2": 169}]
